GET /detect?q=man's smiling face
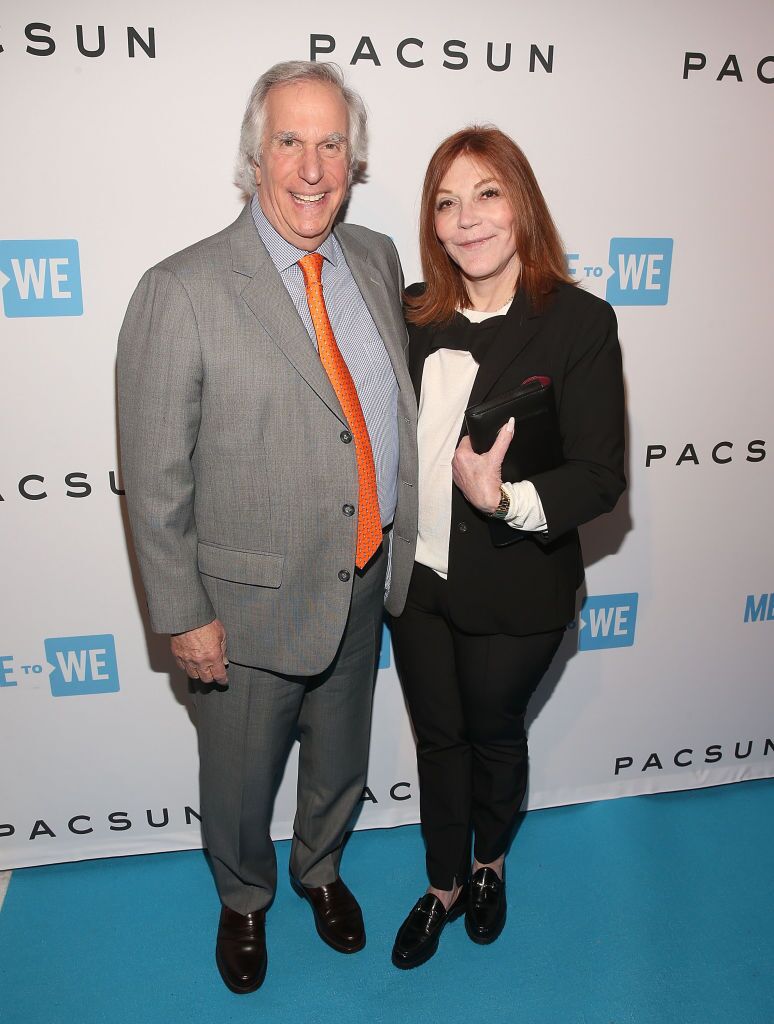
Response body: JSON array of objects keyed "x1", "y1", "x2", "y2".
[{"x1": 254, "y1": 79, "x2": 350, "y2": 251}]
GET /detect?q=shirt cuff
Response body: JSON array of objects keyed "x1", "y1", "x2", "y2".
[{"x1": 501, "y1": 480, "x2": 548, "y2": 532}]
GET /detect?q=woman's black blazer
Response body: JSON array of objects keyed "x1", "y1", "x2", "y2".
[{"x1": 406, "y1": 281, "x2": 626, "y2": 636}]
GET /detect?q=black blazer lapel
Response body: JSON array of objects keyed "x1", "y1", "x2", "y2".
[
  {"x1": 409, "y1": 287, "x2": 545, "y2": 412},
  {"x1": 466, "y1": 288, "x2": 543, "y2": 408}
]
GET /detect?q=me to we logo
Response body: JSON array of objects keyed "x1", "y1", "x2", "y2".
[
  {"x1": 1, "y1": 634, "x2": 119, "y2": 695},
  {"x1": 605, "y1": 238, "x2": 673, "y2": 306},
  {"x1": 577, "y1": 593, "x2": 638, "y2": 651},
  {"x1": 0, "y1": 240, "x2": 83, "y2": 318},
  {"x1": 44, "y1": 635, "x2": 119, "y2": 696},
  {"x1": 744, "y1": 593, "x2": 774, "y2": 623}
]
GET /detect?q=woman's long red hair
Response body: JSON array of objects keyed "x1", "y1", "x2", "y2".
[{"x1": 406, "y1": 126, "x2": 571, "y2": 326}]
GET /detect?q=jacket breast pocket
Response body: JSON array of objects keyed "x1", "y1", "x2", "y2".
[{"x1": 197, "y1": 541, "x2": 284, "y2": 588}]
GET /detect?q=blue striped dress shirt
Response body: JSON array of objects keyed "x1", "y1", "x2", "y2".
[{"x1": 251, "y1": 196, "x2": 399, "y2": 528}]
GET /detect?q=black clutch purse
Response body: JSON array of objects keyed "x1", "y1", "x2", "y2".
[{"x1": 464, "y1": 376, "x2": 563, "y2": 546}]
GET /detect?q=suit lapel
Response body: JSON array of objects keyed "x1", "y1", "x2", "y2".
[
  {"x1": 408, "y1": 324, "x2": 431, "y2": 403},
  {"x1": 229, "y1": 205, "x2": 345, "y2": 424}
]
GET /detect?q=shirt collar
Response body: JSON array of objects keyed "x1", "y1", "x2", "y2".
[{"x1": 251, "y1": 195, "x2": 339, "y2": 272}]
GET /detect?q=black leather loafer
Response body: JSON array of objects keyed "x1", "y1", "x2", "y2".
[
  {"x1": 391, "y1": 885, "x2": 468, "y2": 970},
  {"x1": 215, "y1": 905, "x2": 268, "y2": 994},
  {"x1": 465, "y1": 866, "x2": 506, "y2": 944},
  {"x1": 291, "y1": 875, "x2": 366, "y2": 953}
]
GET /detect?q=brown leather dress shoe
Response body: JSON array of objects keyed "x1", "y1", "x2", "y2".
[
  {"x1": 215, "y1": 905, "x2": 267, "y2": 994},
  {"x1": 291, "y1": 875, "x2": 365, "y2": 953}
]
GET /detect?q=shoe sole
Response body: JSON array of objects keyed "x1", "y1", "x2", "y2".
[
  {"x1": 391, "y1": 938, "x2": 439, "y2": 970},
  {"x1": 464, "y1": 907, "x2": 507, "y2": 945},
  {"x1": 391, "y1": 896, "x2": 467, "y2": 970},
  {"x1": 290, "y1": 875, "x2": 366, "y2": 954},
  {"x1": 215, "y1": 946, "x2": 268, "y2": 994}
]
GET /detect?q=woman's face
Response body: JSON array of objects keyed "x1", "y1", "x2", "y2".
[{"x1": 433, "y1": 153, "x2": 521, "y2": 291}]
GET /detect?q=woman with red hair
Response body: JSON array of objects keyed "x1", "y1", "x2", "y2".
[{"x1": 390, "y1": 127, "x2": 626, "y2": 969}]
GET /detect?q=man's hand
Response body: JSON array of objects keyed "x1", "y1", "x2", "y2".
[
  {"x1": 170, "y1": 619, "x2": 229, "y2": 683},
  {"x1": 451, "y1": 418, "x2": 515, "y2": 514}
]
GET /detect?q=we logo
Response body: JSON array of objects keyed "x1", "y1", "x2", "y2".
[
  {"x1": 578, "y1": 594, "x2": 638, "y2": 651},
  {"x1": 0, "y1": 240, "x2": 83, "y2": 317},
  {"x1": 605, "y1": 238, "x2": 673, "y2": 306},
  {"x1": 378, "y1": 622, "x2": 391, "y2": 670},
  {"x1": 44, "y1": 635, "x2": 119, "y2": 696}
]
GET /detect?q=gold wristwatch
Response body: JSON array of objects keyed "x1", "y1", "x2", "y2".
[{"x1": 488, "y1": 485, "x2": 511, "y2": 520}]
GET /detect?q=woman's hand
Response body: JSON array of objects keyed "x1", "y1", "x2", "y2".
[{"x1": 451, "y1": 418, "x2": 515, "y2": 514}]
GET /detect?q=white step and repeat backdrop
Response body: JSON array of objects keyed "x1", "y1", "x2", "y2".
[{"x1": 1, "y1": 1, "x2": 772, "y2": 869}]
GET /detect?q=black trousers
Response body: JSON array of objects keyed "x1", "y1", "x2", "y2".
[{"x1": 391, "y1": 561, "x2": 564, "y2": 890}]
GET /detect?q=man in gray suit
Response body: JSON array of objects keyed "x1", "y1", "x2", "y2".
[{"x1": 117, "y1": 61, "x2": 417, "y2": 993}]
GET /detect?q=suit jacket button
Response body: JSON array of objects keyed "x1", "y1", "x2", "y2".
[
  {"x1": 458, "y1": 521, "x2": 468, "y2": 533},
  {"x1": 343, "y1": 503, "x2": 355, "y2": 517},
  {"x1": 338, "y1": 569, "x2": 351, "y2": 582},
  {"x1": 340, "y1": 430, "x2": 353, "y2": 443}
]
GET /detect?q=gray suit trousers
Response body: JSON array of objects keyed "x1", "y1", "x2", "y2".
[{"x1": 191, "y1": 546, "x2": 387, "y2": 914}]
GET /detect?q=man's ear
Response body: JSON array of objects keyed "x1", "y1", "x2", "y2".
[{"x1": 253, "y1": 161, "x2": 261, "y2": 188}]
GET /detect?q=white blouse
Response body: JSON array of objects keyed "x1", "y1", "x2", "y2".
[{"x1": 415, "y1": 301, "x2": 548, "y2": 580}]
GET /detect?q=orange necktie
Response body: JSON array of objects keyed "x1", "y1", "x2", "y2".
[{"x1": 298, "y1": 253, "x2": 382, "y2": 569}]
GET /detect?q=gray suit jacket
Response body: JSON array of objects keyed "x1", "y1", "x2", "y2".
[{"x1": 117, "y1": 205, "x2": 418, "y2": 675}]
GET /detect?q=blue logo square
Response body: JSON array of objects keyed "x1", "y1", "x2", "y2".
[
  {"x1": 606, "y1": 238, "x2": 673, "y2": 306},
  {"x1": 578, "y1": 594, "x2": 638, "y2": 651},
  {"x1": 379, "y1": 622, "x2": 391, "y2": 670},
  {"x1": 45, "y1": 635, "x2": 119, "y2": 696},
  {"x1": 0, "y1": 239, "x2": 83, "y2": 317}
]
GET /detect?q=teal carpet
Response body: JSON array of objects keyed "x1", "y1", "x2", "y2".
[{"x1": 1, "y1": 780, "x2": 773, "y2": 1024}]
